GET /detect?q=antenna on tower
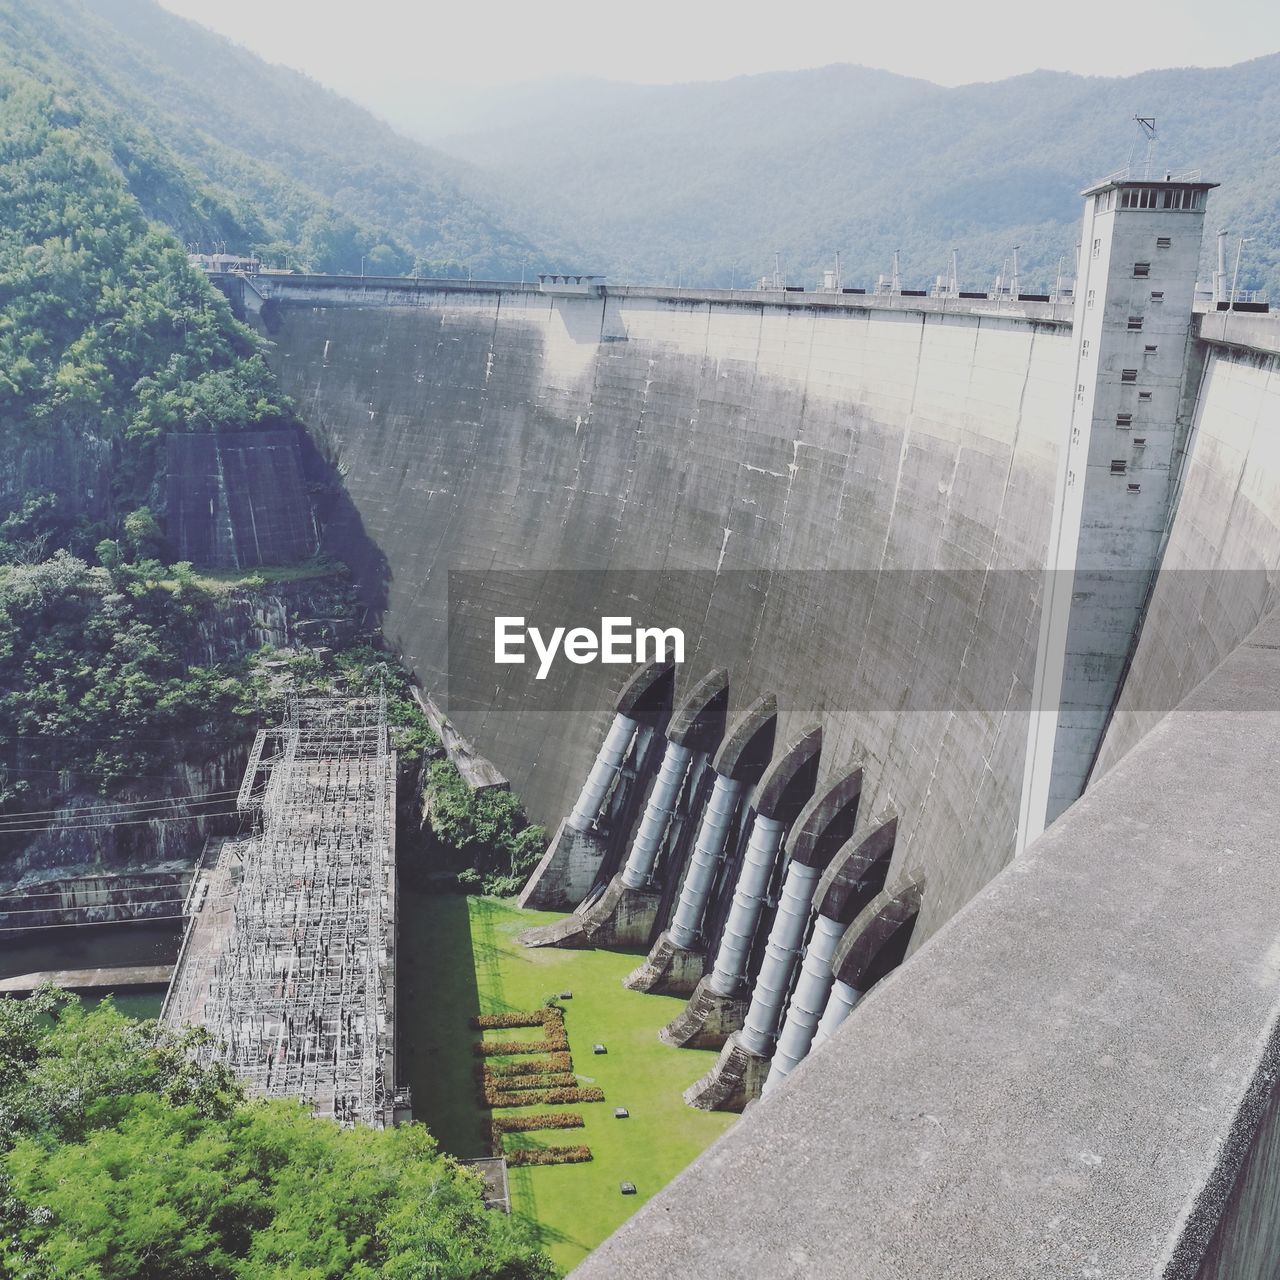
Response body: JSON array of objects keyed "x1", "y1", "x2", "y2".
[{"x1": 1134, "y1": 116, "x2": 1157, "y2": 179}]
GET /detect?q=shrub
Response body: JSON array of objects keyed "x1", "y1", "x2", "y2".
[
  {"x1": 485, "y1": 1086, "x2": 605, "y2": 1108},
  {"x1": 490, "y1": 1113, "x2": 584, "y2": 1135},
  {"x1": 491, "y1": 1073, "x2": 578, "y2": 1091},
  {"x1": 480, "y1": 1053, "x2": 573, "y2": 1078},
  {"x1": 470, "y1": 1011, "x2": 553, "y2": 1031},
  {"x1": 426, "y1": 759, "x2": 547, "y2": 895},
  {"x1": 506, "y1": 1146, "x2": 593, "y2": 1167}
]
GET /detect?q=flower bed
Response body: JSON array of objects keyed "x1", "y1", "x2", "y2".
[
  {"x1": 472, "y1": 1009, "x2": 569, "y2": 1055},
  {"x1": 480, "y1": 1052, "x2": 573, "y2": 1079},
  {"x1": 506, "y1": 1145, "x2": 593, "y2": 1167},
  {"x1": 490, "y1": 1112, "x2": 585, "y2": 1136},
  {"x1": 486, "y1": 1112, "x2": 586, "y2": 1156},
  {"x1": 484, "y1": 1085, "x2": 606, "y2": 1108},
  {"x1": 473, "y1": 1031, "x2": 570, "y2": 1056},
  {"x1": 470, "y1": 1011, "x2": 555, "y2": 1031}
]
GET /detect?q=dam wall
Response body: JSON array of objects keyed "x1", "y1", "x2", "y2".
[
  {"x1": 1096, "y1": 331, "x2": 1280, "y2": 775},
  {"x1": 265, "y1": 285, "x2": 1073, "y2": 939}
]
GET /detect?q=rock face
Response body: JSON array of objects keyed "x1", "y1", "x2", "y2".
[
  {"x1": 0, "y1": 420, "x2": 117, "y2": 528},
  {"x1": 0, "y1": 576, "x2": 346, "y2": 883}
]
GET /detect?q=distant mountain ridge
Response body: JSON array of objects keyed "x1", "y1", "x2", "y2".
[
  {"x1": 3, "y1": 0, "x2": 1276, "y2": 295},
  {"x1": 414, "y1": 56, "x2": 1280, "y2": 294},
  {"x1": 0, "y1": 0, "x2": 546, "y2": 276}
]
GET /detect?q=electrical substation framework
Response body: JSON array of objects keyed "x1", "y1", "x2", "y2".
[{"x1": 164, "y1": 695, "x2": 401, "y2": 1128}]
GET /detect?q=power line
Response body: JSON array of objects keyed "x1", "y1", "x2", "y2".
[
  {"x1": 0, "y1": 804, "x2": 244, "y2": 836},
  {"x1": 0, "y1": 896, "x2": 189, "y2": 917},
  {"x1": 0, "y1": 787, "x2": 243, "y2": 824},
  {"x1": 0, "y1": 763, "x2": 246, "y2": 781},
  {"x1": 0, "y1": 882, "x2": 188, "y2": 903},
  {"x1": 0, "y1": 730, "x2": 264, "y2": 743},
  {"x1": 0, "y1": 913, "x2": 188, "y2": 934}
]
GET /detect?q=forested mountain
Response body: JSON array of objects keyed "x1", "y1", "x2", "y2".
[
  {"x1": 0, "y1": 5, "x2": 545, "y2": 897},
  {"x1": 0, "y1": 0, "x2": 544, "y2": 276},
  {"x1": 416, "y1": 57, "x2": 1280, "y2": 294}
]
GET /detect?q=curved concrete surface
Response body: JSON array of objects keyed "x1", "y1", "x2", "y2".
[{"x1": 268, "y1": 291, "x2": 1071, "y2": 940}]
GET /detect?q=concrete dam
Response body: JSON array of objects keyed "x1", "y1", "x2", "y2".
[
  {"x1": 205, "y1": 172, "x2": 1280, "y2": 1274},
  {"x1": 263, "y1": 277, "x2": 1074, "y2": 944}
]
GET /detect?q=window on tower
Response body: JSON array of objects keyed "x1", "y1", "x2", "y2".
[
  {"x1": 1119, "y1": 187, "x2": 1204, "y2": 210},
  {"x1": 1133, "y1": 263, "x2": 1151, "y2": 278}
]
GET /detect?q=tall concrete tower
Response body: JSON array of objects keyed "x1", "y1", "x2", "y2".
[{"x1": 1022, "y1": 173, "x2": 1218, "y2": 840}]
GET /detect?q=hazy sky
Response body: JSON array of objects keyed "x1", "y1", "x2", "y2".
[{"x1": 157, "y1": 0, "x2": 1280, "y2": 131}]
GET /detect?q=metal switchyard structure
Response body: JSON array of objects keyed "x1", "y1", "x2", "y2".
[{"x1": 164, "y1": 695, "x2": 406, "y2": 1128}]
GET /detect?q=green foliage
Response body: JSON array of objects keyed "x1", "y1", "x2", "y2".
[
  {"x1": 0, "y1": 58, "x2": 295, "y2": 538},
  {"x1": 0, "y1": 551, "x2": 254, "y2": 793},
  {"x1": 0, "y1": 0, "x2": 543, "y2": 280},
  {"x1": 122, "y1": 505, "x2": 162, "y2": 558},
  {"x1": 0, "y1": 991, "x2": 555, "y2": 1280},
  {"x1": 334, "y1": 645, "x2": 439, "y2": 762},
  {"x1": 428, "y1": 761, "x2": 546, "y2": 896}
]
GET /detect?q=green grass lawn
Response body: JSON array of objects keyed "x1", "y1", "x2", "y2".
[{"x1": 399, "y1": 890, "x2": 737, "y2": 1274}]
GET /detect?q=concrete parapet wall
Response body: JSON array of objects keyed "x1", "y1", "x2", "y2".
[
  {"x1": 245, "y1": 272, "x2": 1074, "y2": 325},
  {"x1": 1197, "y1": 309, "x2": 1280, "y2": 358}
]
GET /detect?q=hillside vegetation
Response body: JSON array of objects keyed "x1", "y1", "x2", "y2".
[
  {"x1": 0, "y1": 24, "x2": 540, "y2": 898},
  {"x1": 419, "y1": 58, "x2": 1280, "y2": 295},
  {"x1": 0, "y1": 0, "x2": 544, "y2": 277},
  {"x1": 0, "y1": 41, "x2": 305, "y2": 815}
]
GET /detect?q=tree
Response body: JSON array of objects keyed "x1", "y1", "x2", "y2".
[{"x1": 0, "y1": 994, "x2": 554, "y2": 1280}]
